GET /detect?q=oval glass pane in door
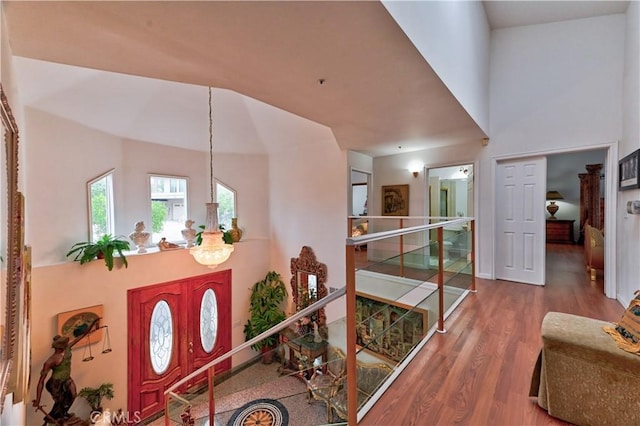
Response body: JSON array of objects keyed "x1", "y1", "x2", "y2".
[
  {"x1": 149, "y1": 300, "x2": 173, "y2": 374},
  {"x1": 200, "y1": 288, "x2": 218, "y2": 353}
]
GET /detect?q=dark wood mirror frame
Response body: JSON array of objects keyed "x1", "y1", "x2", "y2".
[
  {"x1": 0, "y1": 84, "x2": 21, "y2": 412},
  {"x1": 290, "y1": 246, "x2": 328, "y2": 328}
]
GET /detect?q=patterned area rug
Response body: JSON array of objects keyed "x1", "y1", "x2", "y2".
[
  {"x1": 227, "y1": 398, "x2": 289, "y2": 426},
  {"x1": 146, "y1": 363, "x2": 326, "y2": 426}
]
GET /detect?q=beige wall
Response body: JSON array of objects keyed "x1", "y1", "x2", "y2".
[{"x1": 29, "y1": 242, "x2": 269, "y2": 423}]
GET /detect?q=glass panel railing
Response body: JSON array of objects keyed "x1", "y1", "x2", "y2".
[
  {"x1": 349, "y1": 217, "x2": 475, "y2": 334},
  {"x1": 162, "y1": 290, "x2": 347, "y2": 426},
  {"x1": 159, "y1": 217, "x2": 474, "y2": 425}
]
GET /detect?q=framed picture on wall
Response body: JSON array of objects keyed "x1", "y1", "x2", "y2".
[
  {"x1": 381, "y1": 184, "x2": 409, "y2": 216},
  {"x1": 57, "y1": 305, "x2": 104, "y2": 347},
  {"x1": 619, "y1": 149, "x2": 640, "y2": 191}
]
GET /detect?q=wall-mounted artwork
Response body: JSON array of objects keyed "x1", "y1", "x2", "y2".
[
  {"x1": 1, "y1": 84, "x2": 21, "y2": 412},
  {"x1": 57, "y1": 305, "x2": 104, "y2": 347},
  {"x1": 381, "y1": 184, "x2": 409, "y2": 216},
  {"x1": 619, "y1": 149, "x2": 640, "y2": 191},
  {"x1": 355, "y1": 292, "x2": 428, "y2": 363},
  {"x1": 11, "y1": 245, "x2": 32, "y2": 403}
]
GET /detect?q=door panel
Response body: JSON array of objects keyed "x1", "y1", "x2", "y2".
[
  {"x1": 496, "y1": 158, "x2": 546, "y2": 285},
  {"x1": 128, "y1": 271, "x2": 232, "y2": 421},
  {"x1": 129, "y1": 281, "x2": 185, "y2": 420},
  {"x1": 187, "y1": 270, "x2": 232, "y2": 388}
]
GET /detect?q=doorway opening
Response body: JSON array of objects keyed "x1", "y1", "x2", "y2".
[
  {"x1": 426, "y1": 163, "x2": 474, "y2": 261},
  {"x1": 493, "y1": 143, "x2": 616, "y2": 298},
  {"x1": 427, "y1": 164, "x2": 474, "y2": 219},
  {"x1": 350, "y1": 169, "x2": 370, "y2": 216}
]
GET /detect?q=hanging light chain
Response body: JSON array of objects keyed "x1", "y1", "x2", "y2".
[{"x1": 209, "y1": 86, "x2": 214, "y2": 204}]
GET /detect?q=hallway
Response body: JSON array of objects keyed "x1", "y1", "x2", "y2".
[{"x1": 360, "y1": 243, "x2": 623, "y2": 425}]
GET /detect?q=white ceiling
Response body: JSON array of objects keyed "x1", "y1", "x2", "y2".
[
  {"x1": 4, "y1": 1, "x2": 630, "y2": 157},
  {"x1": 484, "y1": 0, "x2": 629, "y2": 29}
]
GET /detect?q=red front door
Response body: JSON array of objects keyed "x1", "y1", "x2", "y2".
[{"x1": 128, "y1": 270, "x2": 232, "y2": 421}]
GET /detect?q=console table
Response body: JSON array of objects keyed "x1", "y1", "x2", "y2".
[
  {"x1": 280, "y1": 330, "x2": 328, "y2": 378},
  {"x1": 546, "y1": 219, "x2": 575, "y2": 244}
]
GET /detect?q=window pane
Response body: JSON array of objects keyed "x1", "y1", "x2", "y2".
[
  {"x1": 150, "y1": 175, "x2": 188, "y2": 243},
  {"x1": 150, "y1": 300, "x2": 173, "y2": 375},
  {"x1": 88, "y1": 171, "x2": 114, "y2": 242},
  {"x1": 200, "y1": 288, "x2": 218, "y2": 353},
  {"x1": 216, "y1": 181, "x2": 235, "y2": 230}
]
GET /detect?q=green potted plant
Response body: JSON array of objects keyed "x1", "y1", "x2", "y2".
[
  {"x1": 78, "y1": 382, "x2": 114, "y2": 413},
  {"x1": 243, "y1": 271, "x2": 288, "y2": 363},
  {"x1": 66, "y1": 234, "x2": 130, "y2": 271}
]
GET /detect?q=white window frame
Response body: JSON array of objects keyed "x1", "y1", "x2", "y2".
[
  {"x1": 148, "y1": 174, "x2": 189, "y2": 243},
  {"x1": 215, "y1": 179, "x2": 237, "y2": 230},
  {"x1": 87, "y1": 169, "x2": 115, "y2": 242}
]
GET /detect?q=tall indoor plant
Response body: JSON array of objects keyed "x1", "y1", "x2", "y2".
[
  {"x1": 243, "y1": 270, "x2": 288, "y2": 363},
  {"x1": 66, "y1": 234, "x2": 130, "y2": 271}
]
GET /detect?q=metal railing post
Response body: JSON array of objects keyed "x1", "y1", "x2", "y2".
[
  {"x1": 437, "y1": 227, "x2": 445, "y2": 333},
  {"x1": 471, "y1": 220, "x2": 476, "y2": 292},
  {"x1": 209, "y1": 366, "x2": 215, "y2": 426},
  {"x1": 399, "y1": 218, "x2": 404, "y2": 277},
  {"x1": 346, "y1": 243, "x2": 358, "y2": 425}
]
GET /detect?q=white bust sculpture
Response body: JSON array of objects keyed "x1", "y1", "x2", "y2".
[
  {"x1": 181, "y1": 219, "x2": 197, "y2": 248},
  {"x1": 129, "y1": 221, "x2": 151, "y2": 253}
]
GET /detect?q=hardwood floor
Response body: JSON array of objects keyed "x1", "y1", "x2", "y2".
[{"x1": 360, "y1": 243, "x2": 624, "y2": 426}]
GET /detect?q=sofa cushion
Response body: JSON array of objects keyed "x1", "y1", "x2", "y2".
[{"x1": 603, "y1": 291, "x2": 640, "y2": 355}]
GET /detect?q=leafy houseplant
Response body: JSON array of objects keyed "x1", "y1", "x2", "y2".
[
  {"x1": 78, "y1": 382, "x2": 114, "y2": 413},
  {"x1": 66, "y1": 234, "x2": 130, "y2": 271},
  {"x1": 244, "y1": 271, "x2": 288, "y2": 363}
]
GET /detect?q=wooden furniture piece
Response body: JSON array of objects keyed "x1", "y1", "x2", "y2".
[
  {"x1": 280, "y1": 331, "x2": 328, "y2": 377},
  {"x1": 530, "y1": 312, "x2": 640, "y2": 425},
  {"x1": 584, "y1": 224, "x2": 604, "y2": 281},
  {"x1": 546, "y1": 219, "x2": 575, "y2": 244},
  {"x1": 578, "y1": 163, "x2": 603, "y2": 244}
]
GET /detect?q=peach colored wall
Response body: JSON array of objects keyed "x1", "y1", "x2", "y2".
[
  {"x1": 23, "y1": 107, "x2": 274, "y2": 423},
  {"x1": 28, "y1": 241, "x2": 269, "y2": 424}
]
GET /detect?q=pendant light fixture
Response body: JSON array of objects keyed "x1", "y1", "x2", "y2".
[{"x1": 190, "y1": 87, "x2": 234, "y2": 268}]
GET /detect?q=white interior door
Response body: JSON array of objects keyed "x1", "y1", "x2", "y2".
[{"x1": 495, "y1": 157, "x2": 546, "y2": 285}]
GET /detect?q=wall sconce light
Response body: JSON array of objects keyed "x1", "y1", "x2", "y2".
[
  {"x1": 546, "y1": 190, "x2": 564, "y2": 220},
  {"x1": 408, "y1": 162, "x2": 423, "y2": 178}
]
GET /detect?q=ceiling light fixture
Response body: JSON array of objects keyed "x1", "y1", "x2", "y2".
[{"x1": 190, "y1": 87, "x2": 234, "y2": 268}]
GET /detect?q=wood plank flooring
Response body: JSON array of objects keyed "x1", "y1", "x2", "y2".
[{"x1": 360, "y1": 243, "x2": 624, "y2": 426}]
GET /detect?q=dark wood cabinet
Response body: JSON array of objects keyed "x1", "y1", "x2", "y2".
[
  {"x1": 578, "y1": 163, "x2": 603, "y2": 244},
  {"x1": 546, "y1": 219, "x2": 575, "y2": 244}
]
